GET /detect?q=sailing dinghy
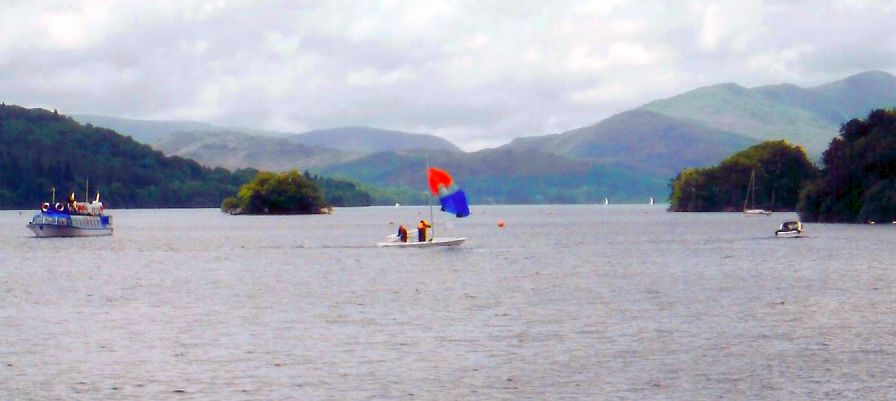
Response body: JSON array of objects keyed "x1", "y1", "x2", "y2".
[{"x1": 378, "y1": 166, "x2": 469, "y2": 248}]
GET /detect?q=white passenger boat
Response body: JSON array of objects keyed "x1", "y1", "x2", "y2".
[{"x1": 27, "y1": 191, "x2": 112, "y2": 237}]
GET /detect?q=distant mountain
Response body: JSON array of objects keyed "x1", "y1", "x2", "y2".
[
  {"x1": 316, "y1": 109, "x2": 753, "y2": 203},
  {"x1": 153, "y1": 130, "x2": 357, "y2": 171},
  {"x1": 505, "y1": 109, "x2": 756, "y2": 177},
  {"x1": 151, "y1": 126, "x2": 462, "y2": 171},
  {"x1": 313, "y1": 71, "x2": 896, "y2": 203},
  {"x1": 291, "y1": 127, "x2": 461, "y2": 153},
  {"x1": 641, "y1": 70, "x2": 896, "y2": 155},
  {"x1": 68, "y1": 70, "x2": 896, "y2": 204},
  {"x1": 71, "y1": 114, "x2": 227, "y2": 144},
  {"x1": 73, "y1": 115, "x2": 464, "y2": 171}
]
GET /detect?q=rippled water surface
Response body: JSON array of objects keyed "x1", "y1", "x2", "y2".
[{"x1": 1, "y1": 205, "x2": 895, "y2": 400}]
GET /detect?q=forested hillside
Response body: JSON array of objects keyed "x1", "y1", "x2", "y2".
[{"x1": 0, "y1": 104, "x2": 255, "y2": 208}]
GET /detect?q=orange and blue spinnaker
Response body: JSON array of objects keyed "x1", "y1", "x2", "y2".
[{"x1": 427, "y1": 167, "x2": 470, "y2": 218}]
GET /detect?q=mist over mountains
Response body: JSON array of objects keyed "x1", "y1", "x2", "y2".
[{"x1": 70, "y1": 70, "x2": 896, "y2": 204}]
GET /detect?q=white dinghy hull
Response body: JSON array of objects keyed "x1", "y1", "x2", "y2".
[
  {"x1": 378, "y1": 237, "x2": 466, "y2": 248},
  {"x1": 378, "y1": 232, "x2": 466, "y2": 247}
]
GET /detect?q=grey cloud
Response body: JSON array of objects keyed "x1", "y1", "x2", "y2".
[{"x1": 1, "y1": 1, "x2": 895, "y2": 151}]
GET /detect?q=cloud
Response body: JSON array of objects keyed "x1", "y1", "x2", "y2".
[
  {"x1": 345, "y1": 67, "x2": 417, "y2": 87},
  {"x1": 1, "y1": 0, "x2": 894, "y2": 151}
]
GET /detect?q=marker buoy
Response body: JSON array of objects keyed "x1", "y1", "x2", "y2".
[{"x1": 497, "y1": 220, "x2": 505, "y2": 228}]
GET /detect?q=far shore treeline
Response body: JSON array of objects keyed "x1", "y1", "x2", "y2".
[
  {"x1": 0, "y1": 104, "x2": 381, "y2": 209},
  {"x1": 669, "y1": 108, "x2": 896, "y2": 223},
  {"x1": 798, "y1": 109, "x2": 896, "y2": 223}
]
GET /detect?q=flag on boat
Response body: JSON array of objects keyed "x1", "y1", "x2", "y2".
[{"x1": 427, "y1": 167, "x2": 470, "y2": 218}]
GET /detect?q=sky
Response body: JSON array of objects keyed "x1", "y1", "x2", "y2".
[{"x1": 2, "y1": 0, "x2": 895, "y2": 151}]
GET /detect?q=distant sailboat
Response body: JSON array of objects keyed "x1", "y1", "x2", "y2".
[
  {"x1": 604, "y1": 197, "x2": 609, "y2": 205},
  {"x1": 649, "y1": 197, "x2": 654, "y2": 205},
  {"x1": 743, "y1": 169, "x2": 771, "y2": 216}
]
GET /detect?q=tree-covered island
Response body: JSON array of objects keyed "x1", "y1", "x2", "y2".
[
  {"x1": 668, "y1": 140, "x2": 818, "y2": 212},
  {"x1": 221, "y1": 170, "x2": 330, "y2": 215}
]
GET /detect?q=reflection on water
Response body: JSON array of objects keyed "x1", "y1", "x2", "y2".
[{"x1": 1, "y1": 206, "x2": 894, "y2": 400}]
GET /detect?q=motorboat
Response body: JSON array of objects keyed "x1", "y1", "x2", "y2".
[{"x1": 775, "y1": 221, "x2": 803, "y2": 237}]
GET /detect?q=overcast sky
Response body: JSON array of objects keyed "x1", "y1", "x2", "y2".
[{"x1": 2, "y1": 0, "x2": 895, "y2": 150}]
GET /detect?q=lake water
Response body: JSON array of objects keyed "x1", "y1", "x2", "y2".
[{"x1": 1, "y1": 205, "x2": 894, "y2": 400}]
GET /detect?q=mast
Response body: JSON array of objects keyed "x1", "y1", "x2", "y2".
[
  {"x1": 744, "y1": 169, "x2": 754, "y2": 210},
  {"x1": 751, "y1": 170, "x2": 756, "y2": 209},
  {"x1": 85, "y1": 178, "x2": 89, "y2": 203},
  {"x1": 426, "y1": 155, "x2": 435, "y2": 240}
]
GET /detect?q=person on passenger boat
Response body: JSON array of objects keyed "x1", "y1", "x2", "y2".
[
  {"x1": 397, "y1": 225, "x2": 408, "y2": 242},
  {"x1": 417, "y1": 220, "x2": 431, "y2": 242},
  {"x1": 67, "y1": 192, "x2": 76, "y2": 212}
]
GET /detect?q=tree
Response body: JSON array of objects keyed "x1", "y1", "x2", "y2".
[{"x1": 798, "y1": 108, "x2": 896, "y2": 222}]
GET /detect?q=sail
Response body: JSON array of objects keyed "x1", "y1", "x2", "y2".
[{"x1": 427, "y1": 167, "x2": 470, "y2": 218}]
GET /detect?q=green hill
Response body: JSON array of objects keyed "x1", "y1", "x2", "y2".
[
  {"x1": 642, "y1": 71, "x2": 896, "y2": 155},
  {"x1": 0, "y1": 105, "x2": 254, "y2": 209},
  {"x1": 506, "y1": 109, "x2": 756, "y2": 178}
]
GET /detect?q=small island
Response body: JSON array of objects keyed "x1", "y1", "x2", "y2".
[
  {"x1": 221, "y1": 170, "x2": 330, "y2": 215},
  {"x1": 668, "y1": 140, "x2": 818, "y2": 212}
]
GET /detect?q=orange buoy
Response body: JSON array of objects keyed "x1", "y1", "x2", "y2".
[{"x1": 497, "y1": 220, "x2": 505, "y2": 228}]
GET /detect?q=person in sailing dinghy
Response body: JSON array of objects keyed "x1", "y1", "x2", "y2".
[
  {"x1": 417, "y1": 220, "x2": 431, "y2": 242},
  {"x1": 397, "y1": 225, "x2": 408, "y2": 242}
]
